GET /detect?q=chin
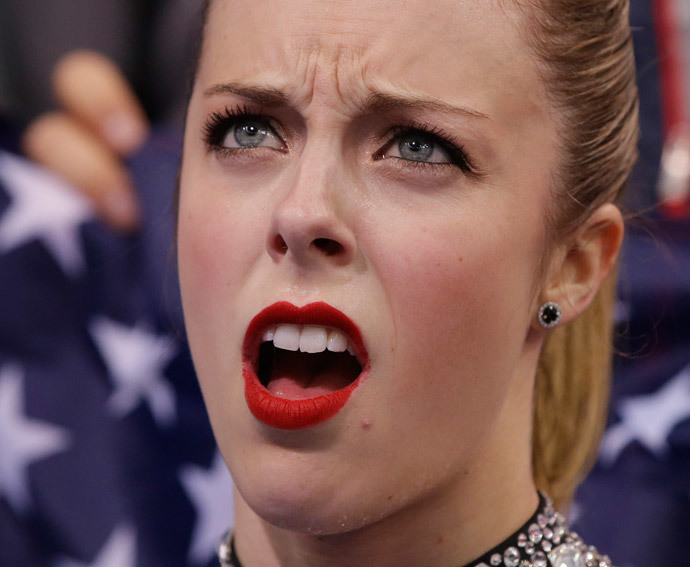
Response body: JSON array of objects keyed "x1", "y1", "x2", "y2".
[
  {"x1": 232, "y1": 455, "x2": 389, "y2": 535},
  {"x1": 237, "y1": 484, "x2": 356, "y2": 535},
  {"x1": 248, "y1": 502, "x2": 387, "y2": 537}
]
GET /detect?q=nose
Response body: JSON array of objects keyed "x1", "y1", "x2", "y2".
[{"x1": 266, "y1": 164, "x2": 357, "y2": 268}]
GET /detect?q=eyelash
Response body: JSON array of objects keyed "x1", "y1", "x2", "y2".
[
  {"x1": 201, "y1": 104, "x2": 281, "y2": 150},
  {"x1": 376, "y1": 123, "x2": 475, "y2": 174},
  {"x1": 201, "y1": 105, "x2": 477, "y2": 174}
]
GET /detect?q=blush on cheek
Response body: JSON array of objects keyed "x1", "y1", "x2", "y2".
[
  {"x1": 180, "y1": 198, "x2": 257, "y2": 289},
  {"x1": 380, "y1": 223, "x2": 534, "y2": 390},
  {"x1": 177, "y1": 206, "x2": 250, "y2": 349},
  {"x1": 384, "y1": 241, "x2": 484, "y2": 330}
]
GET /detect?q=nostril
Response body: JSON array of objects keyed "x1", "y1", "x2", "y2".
[
  {"x1": 273, "y1": 235, "x2": 288, "y2": 254},
  {"x1": 312, "y1": 238, "x2": 343, "y2": 256}
]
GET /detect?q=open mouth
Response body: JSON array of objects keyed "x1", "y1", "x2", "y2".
[
  {"x1": 242, "y1": 302, "x2": 369, "y2": 429},
  {"x1": 257, "y1": 325, "x2": 363, "y2": 399}
]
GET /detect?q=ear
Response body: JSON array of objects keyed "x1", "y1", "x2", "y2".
[{"x1": 539, "y1": 203, "x2": 624, "y2": 327}]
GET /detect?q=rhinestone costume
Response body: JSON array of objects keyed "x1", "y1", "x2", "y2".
[{"x1": 217, "y1": 493, "x2": 614, "y2": 567}]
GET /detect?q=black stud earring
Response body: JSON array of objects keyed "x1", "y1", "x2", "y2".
[{"x1": 538, "y1": 301, "x2": 562, "y2": 328}]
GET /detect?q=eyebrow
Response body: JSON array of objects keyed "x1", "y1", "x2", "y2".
[
  {"x1": 363, "y1": 92, "x2": 490, "y2": 121},
  {"x1": 204, "y1": 82, "x2": 289, "y2": 106},
  {"x1": 204, "y1": 81, "x2": 490, "y2": 120}
]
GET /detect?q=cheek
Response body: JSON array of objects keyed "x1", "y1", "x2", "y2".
[
  {"x1": 371, "y1": 210, "x2": 542, "y2": 410},
  {"x1": 179, "y1": 199, "x2": 238, "y2": 331},
  {"x1": 177, "y1": 174, "x2": 267, "y2": 380}
]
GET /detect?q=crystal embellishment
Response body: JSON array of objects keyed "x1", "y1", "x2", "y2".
[
  {"x1": 532, "y1": 550, "x2": 548, "y2": 567},
  {"x1": 217, "y1": 531, "x2": 232, "y2": 564},
  {"x1": 504, "y1": 546, "x2": 520, "y2": 567},
  {"x1": 461, "y1": 493, "x2": 615, "y2": 567},
  {"x1": 528, "y1": 523, "x2": 543, "y2": 544},
  {"x1": 549, "y1": 543, "x2": 583, "y2": 567}
]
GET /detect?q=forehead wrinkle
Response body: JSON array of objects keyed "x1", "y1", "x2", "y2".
[
  {"x1": 281, "y1": 38, "x2": 491, "y2": 121},
  {"x1": 201, "y1": 75, "x2": 494, "y2": 127},
  {"x1": 202, "y1": 25, "x2": 498, "y2": 123},
  {"x1": 289, "y1": 38, "x2": 371, "y2": 115}
]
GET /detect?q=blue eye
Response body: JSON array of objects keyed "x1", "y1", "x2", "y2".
[
  {"x1": 375, "y1": 126, "x2": 473, "y2": 173},
  {"x1": 233, "y1": 121, "x2": 269, "y2": 147},
  {"x1": 223, "y1": 118, "x2": 283, "y2": 149},
  {"x1": 203, "y1": 106, "x2": 286, "y2": 152},
  {"x1": 396, "y1": 134, "x2": 449, "y2": 163}
]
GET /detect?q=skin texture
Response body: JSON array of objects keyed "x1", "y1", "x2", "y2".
[{"x1": 177, "y1": 1, "x2": 623, "y2": 566}]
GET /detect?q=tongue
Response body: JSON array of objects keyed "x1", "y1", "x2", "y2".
[
  {"x1": 265, "y1": 350, "x2": 356, "y2": 400},
  {"x1": 267, "y1": 370, "x2": 352, "y2": 399}
]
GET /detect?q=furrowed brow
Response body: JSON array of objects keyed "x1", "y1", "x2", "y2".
[
  {"x1": 363, "y1": 91, "x2": 490, "y2": 121},
  {"x1": 203, "y1": 82, "x2": 490, "y2": 121},
  {"x1": 203, "y1": 82, "x2": 290, "y2": 106}
]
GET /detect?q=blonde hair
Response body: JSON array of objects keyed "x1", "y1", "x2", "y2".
[{"x1": 522, "y1": 0, "x2": 639, "y2": 509}]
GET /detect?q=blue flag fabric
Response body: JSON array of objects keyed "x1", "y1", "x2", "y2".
[
  {"x1": 571, "y1": 2, "x2": 690, "y2": 566},
  {"x1": 0, "y1": 132, "x2": 232, "y2": 567}
]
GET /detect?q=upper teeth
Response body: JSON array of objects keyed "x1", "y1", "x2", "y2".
[{"x1": 263, "y1": 325, "x2": 352, "y2": 354}]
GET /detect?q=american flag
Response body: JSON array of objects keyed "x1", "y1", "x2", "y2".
[
  {"x1": 1, "y1": 1, "x2": 689, "y2": 566},
  {"x1": 0, "y1": 133, "x2": 233, "y2": 567},
  {"x1": 653, "y1": 0, "x2": 690, "y2": 214}
]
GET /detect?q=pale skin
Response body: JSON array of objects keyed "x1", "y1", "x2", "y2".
[{"x1": 176, "y1": 1, "x2": 624, "y2": 567}]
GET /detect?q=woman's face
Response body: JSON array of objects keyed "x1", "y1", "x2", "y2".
[{"x1": 179, "y1": 0, "x2": 558, "y2": 533}]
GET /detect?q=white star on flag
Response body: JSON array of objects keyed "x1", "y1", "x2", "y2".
[
  {"x1": 180, "y1": 452, "x2": 235, "y2": 565},
  {"x1": 53, "y1": 524, "x2": 137, "y2": 567},
  {"x1": 0, "y1": 151, "x2": 93, "y2": 277},
  {"x1": 89, "y1": 317, "x2": 178, "y2": 427},
  {"x1": 600, "y1": 365, "x2": 690, "y2": 465},
  {"x1": 0, "y1": 363, "x2": 71, "y2": 513}
]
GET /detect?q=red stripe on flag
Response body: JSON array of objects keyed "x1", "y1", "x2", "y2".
[{"x1": 653, "y1": 0, "x2": 688, "y2": 136}]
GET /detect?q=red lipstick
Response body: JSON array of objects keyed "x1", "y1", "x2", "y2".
[{"x1": 242, "y1": 302, "x2": 369, "y2": 429}]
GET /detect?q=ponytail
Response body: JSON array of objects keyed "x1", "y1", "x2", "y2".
[{"x1": 532, "y1": 272, "x2": 618, "y2": 509}]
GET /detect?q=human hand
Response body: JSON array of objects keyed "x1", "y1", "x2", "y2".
[{"x1": 21, "y1": 50, "x2": 148, "y2": 232}]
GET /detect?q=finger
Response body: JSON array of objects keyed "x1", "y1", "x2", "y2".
[
  {"x1": 22, "y1": 112, "x2": 140, "y2": 232},
  {"x1": 53, "y1": 50, "x2": 149, "y2": 155}
]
